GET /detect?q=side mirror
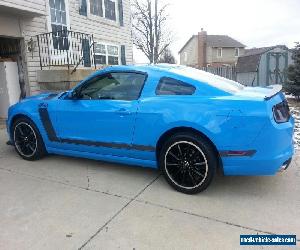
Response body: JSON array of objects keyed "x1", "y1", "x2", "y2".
[{"x1": 67, "y1": 90, "x2": 79, "y2": 99}]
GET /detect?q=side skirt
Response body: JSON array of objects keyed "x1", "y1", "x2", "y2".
[{"x1": 47, "y1": 147, "x2": 158, "y2": 169}]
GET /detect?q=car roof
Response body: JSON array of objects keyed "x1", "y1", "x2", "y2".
[
  {"x1": 101, "y1": 64, "x2": 179, "y2": 74},
  {"x1": 102, "y1": 64, "x2": 244, "y2": 94}
]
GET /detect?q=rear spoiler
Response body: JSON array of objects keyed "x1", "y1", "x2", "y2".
[{"x1": 264, "y1": 85, "x2": 282, "y2": 100}]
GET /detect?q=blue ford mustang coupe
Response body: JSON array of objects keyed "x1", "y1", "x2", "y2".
[{"x1": 6, "y1": 64, "x2": 294, "y2": 194}]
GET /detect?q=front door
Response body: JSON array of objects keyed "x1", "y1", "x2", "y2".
[{"x1": 54, "y1": 71, "x2": 147, "y2": 157}]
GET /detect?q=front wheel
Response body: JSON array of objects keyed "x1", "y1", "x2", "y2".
[
  {"x1": 159, "y1": 133, "x2": 217, "y2": 194},
  {"x1": 12, "y1": 117, "x2": 46, "y2": 161}
]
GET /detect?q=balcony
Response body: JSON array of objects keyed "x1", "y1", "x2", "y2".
[
  {"x1": 35, "y1": 30, "x2": 102, "y2": 91},
  {"x1": 36, "y1": 30, "x2": 97, "y2": 71}
]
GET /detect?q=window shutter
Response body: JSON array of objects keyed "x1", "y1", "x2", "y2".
[
  {"x1": 79, "y1": 0, "x2": 87, "y2": 16},
  {"x1": 118, "y1": 0, "x2": 124, "y2": 26},
  {"x1": 120, "y1": 45, "x2": 126, "y2": 65}
]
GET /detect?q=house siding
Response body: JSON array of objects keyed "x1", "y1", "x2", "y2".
[
  {"x1": 236, "y1": 72, "x2": 257, "y2": 86},
  {"x1": 208, "y1": 47, "x2": 245, "y2": 65},
  {"x1": 0, "y1": 14, "x2": 22, "y2": 37},
  {"x1": 68, "y1": 0, "x2": 133, "y2": 65},
  {"x1": 257, "y1": 47, "x2": 293, "y2": 87},
  {"x1": 180, "y1": 36, "x2": 245, "y2": 68},
  {"x1": 0, "y1": 0, "x2": 133, "y2": 95},
  {"x1": 179, "y1": 36, "x2": 198, "y2": 67},
  {"x1": 24, "y1": 15, "x2": 48, "y2": 94},
  {"x1": 237, "y1": 47, "x2": 293, "y2": 87},
  {"x1": 0, "y1": 0, "x2": 46, "y2": 14},
  {"x1": 0, "y1": 0, "x2": 47, "y2": 94}
]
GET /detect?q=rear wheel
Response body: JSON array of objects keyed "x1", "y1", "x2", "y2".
[
  {"x1": 12, "y1": 117, "x2": 46, "y2": 161},
  {"x1": 159, "y1": 132, "x2": 217, "y2": 194}
]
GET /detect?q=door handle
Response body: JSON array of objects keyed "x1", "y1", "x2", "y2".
[{"x1": 116, "y1": 108, "x2": 131, "y2": 115}]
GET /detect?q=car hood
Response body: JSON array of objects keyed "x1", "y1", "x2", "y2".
[{"x1": 24, "y1": 92, "x2": 58, "y2": 100}]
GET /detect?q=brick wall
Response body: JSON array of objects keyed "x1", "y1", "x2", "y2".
[{"x1": 197, "y1": 30, "x2": 207, "y2": 67}]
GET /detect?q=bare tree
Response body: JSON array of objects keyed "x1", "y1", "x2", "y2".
[
  {"x1": 132, "y1": 0, "x2": 172, "y2": 63},
  {"x1": 158, "y1": 48, "x2": 176, "y2": 64}
]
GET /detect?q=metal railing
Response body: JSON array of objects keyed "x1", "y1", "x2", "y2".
[{"x1": 36, "y1": 30, "x2": 96, "y2": 72}]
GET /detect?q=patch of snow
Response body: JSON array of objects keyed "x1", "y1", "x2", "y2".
[{"x1": 290, "y1": 105, "x2": 300, "y2": 150}]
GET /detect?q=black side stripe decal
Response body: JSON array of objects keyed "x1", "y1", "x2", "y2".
[
  {"x1": 38, "y1": 107, "x2": 155, "y2": 152},
  {"x1": 39, "y1": 107, "x2": 60, "y2": 142},
  {"x1": 60, "y1": 138, "x2": 155, "y2": 151}
]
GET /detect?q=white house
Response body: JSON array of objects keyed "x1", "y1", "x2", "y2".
[{"x1": 0, "y1": 0, "x2": 133, "y2": 103}]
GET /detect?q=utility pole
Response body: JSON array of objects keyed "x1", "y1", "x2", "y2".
[{"x1": 154, "y1": 0, "x2": 158, "y2": 63}]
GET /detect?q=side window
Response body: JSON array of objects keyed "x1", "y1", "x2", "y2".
[
  {"x1": 104, "y1": 0, "x2": 116, "y2": 21},
  {"x1": 156, "y1": 77, "x2": 196, "y2": 95},
  {"x1": 79, "y1": 0, "x2": 87, "y2": 16},
  {"x1": 90, "y1": 0, "x2": 103, "y2": 17},
  {"x1": 49, "y1": 0, "x2": 68, "y2": 50},
  {"x1": 217, "y1": 47, "x2": 222, "y2": 58},
  {"x1": 78, "y1": 72, "x2": 146, "y2": 100},
  {"x1": 94, "y1": 43, "x2": 119, "y2": 65}
]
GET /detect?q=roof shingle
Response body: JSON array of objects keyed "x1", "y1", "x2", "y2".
[
  {"x1": 236, "y1": 45, "x2": 289, "y2": 73},
  {"x1": 236, "y1": 54, "x2": 261, "y2": 73},
  {"x1": 206, "y1": 35, "x2": 245, "y2": 48},
  {"x1": 179, "y1": 34, "x2": 245, "y2": 53}
]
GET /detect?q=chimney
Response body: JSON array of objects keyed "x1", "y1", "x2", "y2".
[{"x1": 198, "y1": 28, "x2": 207, "y2": 68}]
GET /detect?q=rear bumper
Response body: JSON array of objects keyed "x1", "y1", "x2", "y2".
[
  {"x1": 278, "y1": 158, "x2": 292, "y2": 172},
  {"x1": 222, "y1": 116, "x2": 295, "y2": 176},
  {"x1": 222, "y1": 145, "x2": 294, "y2": 175}
]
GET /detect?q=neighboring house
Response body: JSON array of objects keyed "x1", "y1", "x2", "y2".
[
  {"x1": 179, "y1": 29, "x2": 246, "y2": 68},
  {"x1": 0, "y1": 0, "x2": 132, "y2": 99},
  {"x1": 236, "y1": 45, "x2": 293, "y2": 87}
]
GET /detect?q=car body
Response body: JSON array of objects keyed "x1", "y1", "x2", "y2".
[{"x1": 6, "y1": 64, "x2": 294, "y2": 193}]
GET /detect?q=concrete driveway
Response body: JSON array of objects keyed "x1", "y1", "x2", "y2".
[{"x1": 0, "y1": 128, "x2": 299, "y2": 250}]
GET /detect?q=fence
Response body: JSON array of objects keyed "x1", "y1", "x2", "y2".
[
  {"x1": 36, "y1": 30, "x2": 96, "y2": 71},
  {"x1": 201, "y1": 66, "x2": 237, "y2": 81}
]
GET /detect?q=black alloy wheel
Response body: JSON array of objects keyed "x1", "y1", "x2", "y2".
[
  {"x1": 13, "y1": 118, "x2": 46, "y2": 160},
  {"x1": 160, "y1": 133, "x2": 216, "y2": 194},
  {"x1": 14, "y1": 122, "x2": 37, "y2": 158}
]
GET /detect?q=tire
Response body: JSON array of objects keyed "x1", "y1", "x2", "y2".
[
  {"x1": 159, "y1": 132, "x2": 217, "y2": 194},
  {"x1": 12, "y1": 117, "x2": 46, "y2": 161}
]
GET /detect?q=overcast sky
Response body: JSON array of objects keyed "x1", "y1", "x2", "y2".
[{"x1": 133, "y1": 0, "x2": 300, "y2": 63}]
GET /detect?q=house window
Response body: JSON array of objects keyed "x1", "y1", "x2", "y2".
[
  {"x1": 89, "y1": 0, "x2": 116, "y2": 21},
  {"x1": 94, "y1": 43, "x2": 119, "y2": 65},
  {"x1": 49, "y1": 0, "x2": 68, "y2": 50},
  {"x1": 105, "y1": 0, "x2": 116, "y2": 20},
  {"x1": 90, "y1": 0, "x2": 103, "y2": 16},
  {"x1": 79, "y1": 0, "x2": 87, "y2": 16},
  {"x1": 107, "y1": 45, "x2": 119, "y2": 64},
  {"x1": 184, "y1": 52, "x2": 188, "y2": 62},
  {"x1": 235, "y1": 48, "x2": 239, "y2": 57},
  {"x1": 217, "y1": 48, "x2": 222, "y2": 58}
]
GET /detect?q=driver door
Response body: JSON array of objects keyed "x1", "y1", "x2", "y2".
[{"x1": 55, "y1": 71, "x2": 147, "y2": 157}]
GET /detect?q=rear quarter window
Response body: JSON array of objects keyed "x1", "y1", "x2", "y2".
[{"x1": 156, "y1": 77, "x2": 196, "y2": 95}]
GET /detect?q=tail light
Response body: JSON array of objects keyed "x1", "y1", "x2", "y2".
[{"x1": 272, "y1": 100, "x2": 290, "y2": 123}]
